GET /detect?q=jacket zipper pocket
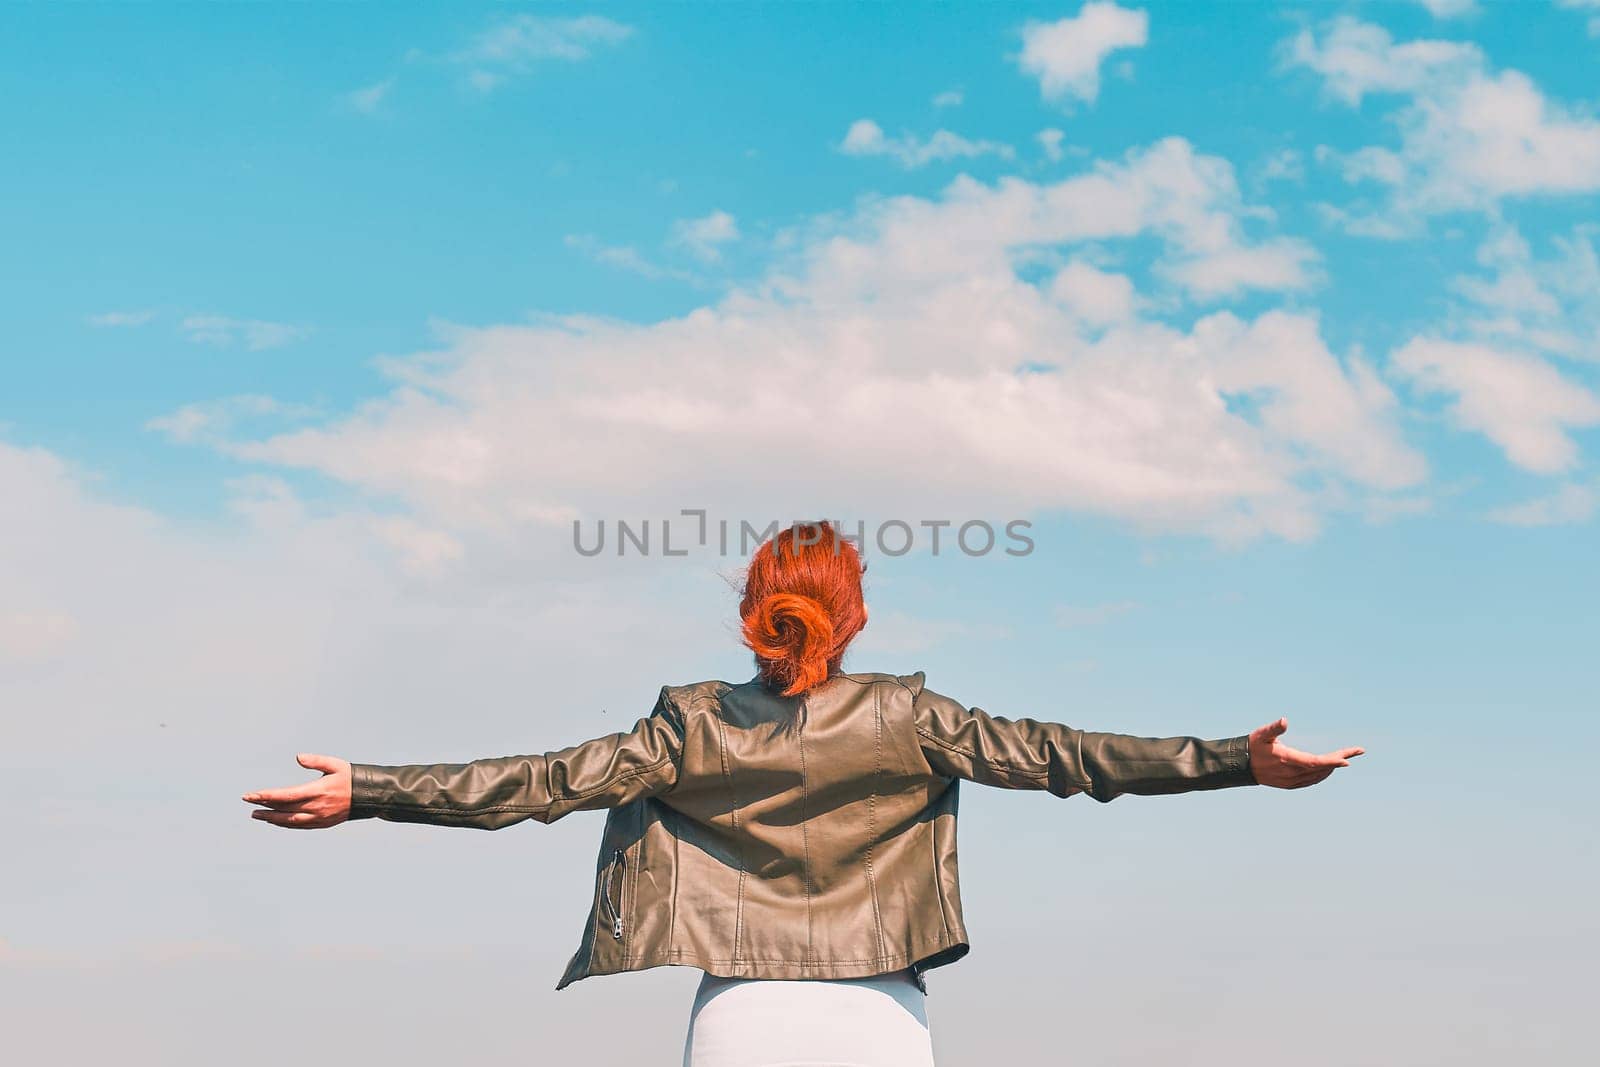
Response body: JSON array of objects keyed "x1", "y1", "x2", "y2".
[{"x1": 601, "y1": 848, "x2": 627, "y2": 941}]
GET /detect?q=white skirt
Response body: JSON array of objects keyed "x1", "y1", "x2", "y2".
[{"x1": 681, "y1": 967, "x2": 936, "y2": 1067}]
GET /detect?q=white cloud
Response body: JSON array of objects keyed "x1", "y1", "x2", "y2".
[
  {"x1": 839, "y1": 119, "x2": 1015, "y2": 168},
  {"x1": 343, "y1": 77, "x2": 394, "y2": 114},
  {"x1": 1488, "y1": 481, "x2": 1598, "y2": 526},
  {"x1": 1391, "y1": 338, "x2": 1600, "y2": 473},
  {"x1": 1048, "y1": 261, "x2": 1137, "y2": 327},
  {"x1": 1016, "y1": 2, "x2": 1149, "y2": 106},
  {"x1": 205, "y1": 139, "x2": 1415, "y2": 546},
  {"x1": 1285, "y1": 17, "x2": 1600, "y2": 223},
  {"x1": 1161, "y1": 242, "x2": 1320, "y2": 302},
  {"x1": 370, "y1": 514, "x2": 466, "y2": 576},
  {"x1": 671, "y1": 210, "x2": 740, "y2": 261},
  {"x1": 88, "y1": 310, "x2": 156, "y2": 328},
  {"x1": 1197, "y1": 310, "x2": 1424, "y2": 492},
  {"x1": 932, "y1": 89, "x2": 964, "y2": 108},
  {"x1": 1284, "y1": 18, "x2": 1478, "y2": 106},
  {"x1": 180, "y1": 315, "x2": 310, "y2": 351},
  {"x1": 0, "y1": 608, "x2": 78, "y2": 663}
]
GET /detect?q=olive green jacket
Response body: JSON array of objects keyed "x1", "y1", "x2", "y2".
[{"x1": 348, "y1": 670, "x2": 1257, "y2": 992}]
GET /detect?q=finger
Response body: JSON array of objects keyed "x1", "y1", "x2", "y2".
[
  {"x1": 251, "y1": 809, "x2": 300, "y2": 826},
  {"x1": 1278, "y1": 746, "x2": 1349, "y2": 769},
  {"x1": 1251, "y1": 716, "x2": 1289, "y2": 743},
  {"x1": 1335, "y1": 747, "x2": 1366, "y2": 759},
  {"x1": 251, "y1": 809, "x2": 333, "y2": 828},
  {"x1": 242, "y1": 781, "x2": 322, "y2": 805},
  {"x1": 282, "y1": 810, "x2": 329, "y2": 827},
  {"x1": 297, "y1": 753, "x2": 341, "y2": 775},
  {"x1": 248, "y1": 796, "x2": 315, "y2": 812}
]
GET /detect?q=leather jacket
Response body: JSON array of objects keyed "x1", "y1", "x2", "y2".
[{"x1": 348, "y1": 670, "x2": 1258, "y2": 992}]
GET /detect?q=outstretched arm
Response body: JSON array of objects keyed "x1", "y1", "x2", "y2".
[
  {"x1": 242, "y1": 687, "x2": 687, "y2": 830},
  {"x1": 908, "y1": 674, "x2": 1363, "y2": 802}
]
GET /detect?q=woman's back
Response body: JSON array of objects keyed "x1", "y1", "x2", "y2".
[{"x1": 648, "y1": 671, "x2": 959, "y2": 990}]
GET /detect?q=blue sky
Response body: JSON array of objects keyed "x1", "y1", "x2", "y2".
[{"x1": 2, "y1": 2, "x2": 1598, "y2": 1064}]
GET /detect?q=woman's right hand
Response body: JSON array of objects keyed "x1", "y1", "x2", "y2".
[
  {"x1": 242, "y1": 753, "x2": 353, "y2": 829},
  {"x1": 1247, "y1": 717, "x2": 1365, "y2": 789}
]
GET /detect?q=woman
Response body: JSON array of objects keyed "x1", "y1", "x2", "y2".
[{"x1": 244, "y1": 520, "x2": 1364, "y2": 1066}]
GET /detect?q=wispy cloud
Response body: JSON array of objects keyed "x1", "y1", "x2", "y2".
[
  {"x1": 839, "y1": 119, "x2": 1014, "y2": 168},
  {"x1": 1489, "y1": 481, "x2": 1598, "y2": 526},
  {"x1": 342, "y1": 77, "x2": 394, "y2": 115},
  {"x1": 851, "y1": 611, "x2": 1010, "y2": 655},
  {"x1": 932, "y1": 88, "x2": 964, "y2": 108},
  {"x1": 144, "y1": 394, "x2": 321, "y2": 446},
  {"x1": 1413, "y1": 0, "x2": 1479, "y2": 17},
  {"x1": 88, "y1": 310, "x2": 156, "y2": 328},
  {"x1": 563, "y1": 233, "x2": 701, "y2": 284},
  {"x1": 180, "y1": 315, "x2": 310, "y2": 351},
  {"x1": 1444, "y1": 223, "x2": 1600, "y2": 363},
  {"x1": 1555, "y1": 0, "x2": 1600, "y2": 37},
  {"x1": 1055, "y1": 600, "x2": 1139, "y2": 627},
  {"x1": 670, "y1": 210, "x2": 740, "y2": 262},
  {"x1": 454, "y1": 14, "x2": 633, "y2": 92},
  {"x1": 1016, "y1": 2, "x2": 1149, "y2": 107},
  {"x1": 1037, "y1": 128, "x2": 1067, "y2": 162},
  {"x1": 340, "y1": 15, "x2": 635, "y2": 108},
  {"x1": 1255, "y1": 148, "x2": 1306, "y2": 184}
]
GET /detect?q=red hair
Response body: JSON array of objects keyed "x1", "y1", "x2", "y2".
[{"x1": 739, "y1": 521, "x2": 867, "y2": 696}]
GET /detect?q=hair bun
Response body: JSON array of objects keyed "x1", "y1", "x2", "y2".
[{"x1": 742, "y1": 592, "x2": 835, "y2": 696}]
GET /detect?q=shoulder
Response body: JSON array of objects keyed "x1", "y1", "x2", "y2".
[
  {"x1": 835, "y1": 669, "x2": 928, "y2": 696},
  {"x1": 658, "y1": 678, "x2": 739, "y2": 713}
]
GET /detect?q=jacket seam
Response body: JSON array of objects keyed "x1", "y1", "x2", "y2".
[
  {"x1": 913, "y1": 725, "x2": 1054, "y2": 779},
  {"x1": 714, "y1": 705, "x2": 747, "y2": 965},
  {"x1": 617, "y1": 933, "x2": 964, "y2": 965},
  {"x1": 796, "y1": 695, "x2": 815, "y2": 966},
  {"x1": 363, "y1": 800, "x2": 553, "y2": 816},
  {"x1": 931, "y1": 784, "x2": 954, "y2": 944},
  {"x1": 552, "y1": 752, "x2": 679, "y2": 801},
  {"x1": 893, "y1": 677, "x2": 955, "y2": 943},
  {"x1": 627, "y1": 811, "x2": 640, "y2": 951},
  {"x1": 865, "y1": 683, "x2": 885, "y2": 963}
]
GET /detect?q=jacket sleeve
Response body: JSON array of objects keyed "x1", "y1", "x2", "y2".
[
  {"x1": 345, "y1": 685, "x2": 686, "y2": 829},
  {"x1": 904, "y1": 672, "x2": 1257, "y2": 803}
]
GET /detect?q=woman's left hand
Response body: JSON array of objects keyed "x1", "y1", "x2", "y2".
[{"x1": 242, "y1": 753, "x2": 353, "y2": 828}]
